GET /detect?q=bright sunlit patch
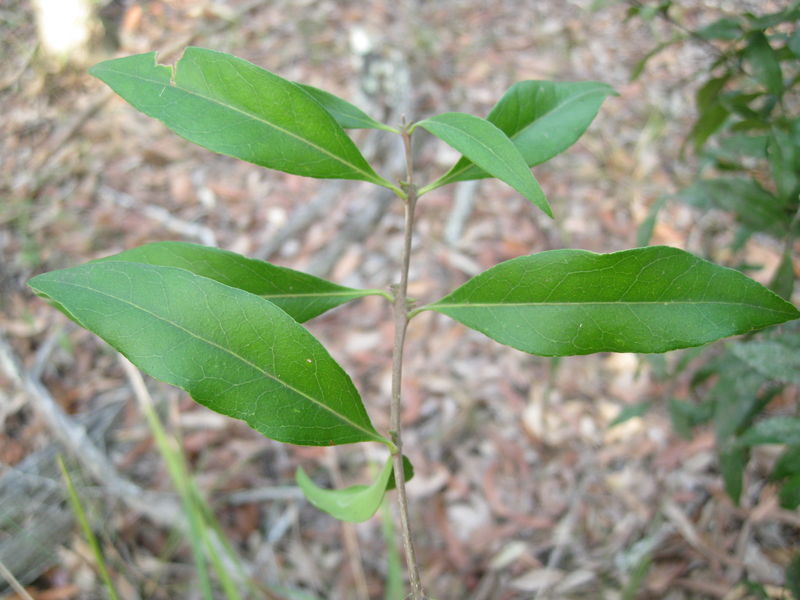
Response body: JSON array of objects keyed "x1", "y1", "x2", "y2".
[{"x1": 33, "y1": 0, "x2": 93, "y2": 57}]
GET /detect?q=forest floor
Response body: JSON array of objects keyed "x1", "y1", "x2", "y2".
[{"x1": 1, "y1": 0, "x2": 796, "y2": 599}]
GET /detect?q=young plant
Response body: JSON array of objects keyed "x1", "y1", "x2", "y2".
[{"x1": 28, "y1": 47, "x2": 800, "y2": 599}]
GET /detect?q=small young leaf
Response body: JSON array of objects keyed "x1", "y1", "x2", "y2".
[
  {"x1": 296, "y1": 455, "x2": 409, "y2": 522},
  {"x1": 386, "y1": 455, "x2": 415, "y2": 491},
  {"x1": 609, "y1": 401, "x2": 651, "y2": 428},
  {"x1": 778, "y1": 474, "x2": 800, "y2": 510},
  {"x1": 744, "y1": 32, "x2": 784, "y2": 96},
  {"x1": 668, "y1": 398, "x2": 714, "y2": 439},
  {"x1": 770, "y1": 252, "x2": 795, "y2": 300},
  {"x1": 29, "y1": 262, "x2": 387, "y2": 447},
  {"x1": 788, "y1": 553, "x2": 800, "y2": 600},
  {"x1": 101, "y1": 242, "x2": 386, "y2": 322},
  {"x1": 790, "y1": 28, "x2": 800, "y2": 57},
  {"x1": 424, "y1": 246, "x2": 800, "y2": 357},
  {"x1": 689, "y1": 101, "x2": 729, "y2": 151},
  {"x1": 636, "y1": 196, "x2": 667, "y2": 246},
  {"x1": 416, "y1": 112, "x2": 551, "y2": 216},
  {"x1": 768, "y1": 125, "x2": 800, "y2": 203},
  {"x1": 737, "y1": 418, "x2": 800, "y2": 447},
  {"x1": 90, "y1": 48, "x2": 390, "y2": 186},
  {"x1": 297, "y1": 83, "x2": 396, "y2": 132},
  {"x1": 694, "y1": 17, "x2": 742, "y2": 41},
  {"x1": 431, "y1": 81, "x2": 616, "y2": 187},
  {"x1": 711, "y1": 368, "x2": 766, "y2": 441},
  {"x1": 771, "y1": 446, "x2": 800, "y2": 480},
  {"x1": 631, "y1": 37, "x2": 683, "y2": 81},
  {"x1": 719, "y1": 446, "x2": 748, "y2": 505}
]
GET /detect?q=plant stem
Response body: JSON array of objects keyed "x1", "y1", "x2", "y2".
[{"x1": 389, "y1": 126, "x2": 424, "y2": 600}]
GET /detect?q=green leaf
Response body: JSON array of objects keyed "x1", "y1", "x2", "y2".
[
  {"x1": 430, "y1": 81, "x2": 616, "y2": 187},
  {"x1": 668, "y1": 398, "x2": 714, "y2": 439},
  {"x1": 386, "y1": 455, "x2": 415, "y2": 491},
  {"x1": 636, "y1": 196, "x2": 667, "y2": 246},
  {"x1": 778, "y1": 474, "x2": 800, "y2": 510},
  {"x1": 89, "y1": 48, "x2": 390, "y2": 186},
  {"x1": 788, "y1": 553, "x2": 800, "y2": 600},
  {"x1": 609, "y1": 401, "x2": 651, "y2": 428},
  {"x1": 745, "y1": 6, "x2": 800, "y2": 30},
  {"x1": 694, "y1": 17, "x2": 742, "y2": 40},
  {"x1": 790, "y1": 28, "x2": 800, "y2": 57},
  {"x1": 730, "y1": 339, "x2": 800, "y2": 384},
  {"x1": 29, "y1": 262, "x2": 387, "y2": 447},
  {"x1": 424, "y1": 246, "x2": 800, "y2": 357},
  {"x1": 770, "y1": 252, "x2": 796, "y2": 300},
  {"x1": 772, "y1": 446, "x2": 800, "y2": 480},
  {"x1": 713, "y1": 132, "x2": 769, "y2": 162},
  {"x1": 297, "y1": 455, "x2": 405, "y2": 522},
  {"x1": 676, "y1": 178, "x2": 788, "y2": 238},
  {"x1": 297, "y1": 83, "x2": 397, "y2": 132},
  {"x1": 415, "y1": 112, "x2": 551, "y2": 216},
  {"x1": 689, "y1": 101, "x2": 729, "y2": 152},
  {"x1": 100, "y1": 242, "x2": 386, "y2": 323},
  {"x1": 711, "y1": 366, "x2": 765, "y2": 440},
  {"x1": 631, "y1": 37, "x2": 683, "y2": 81},
  {"x1": 719, "y1": 446, "x2": 748, "y2": 505},
  {"x1": 737, "y1": 417, "x2": 800, "y2": 447},
  {"x1": 768, "y1": 125, "x2": 800, "y2": 202},
  {"x1": 744, "y1": 32, "x2": 784, "y2": 96}
]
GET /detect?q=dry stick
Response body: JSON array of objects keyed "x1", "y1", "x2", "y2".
[
  {"x1": 389, "y1": 125, "x2": 424, "y2": 600},
  {"x1": 0, "y1": 558, "x2": 36, "y2": 600}
]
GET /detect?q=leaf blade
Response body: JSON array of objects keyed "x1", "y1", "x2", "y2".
[
  {"x1": 101, "y1": 242, "x2": 386, "y2": 322},
  {"x1": 417, "y1": 112, "x2": 551, "y2": 216},
  {"x1": 433, "y1": 81, "x2": 616, "y2": 186},
  {"x1": 90, "y1": 48, "x2": 387, "y2": 185},
  {"x1": 426, "y1": 246, "x2": 799, "y2": 356},
  {"x1": 736, "y1": 417, "x2": 800, "y2": 447},
  {"x1": 296, "y1": 455, "x2": 401, "y2": 522},
  {"x1": 29, "y1": 262, "x2": 386, "y2": 446},
  {"x1": 744, "y1": 32, "x2": 783, "y2": 96}
]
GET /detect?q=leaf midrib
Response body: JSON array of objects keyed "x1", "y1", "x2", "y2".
[
  {"x1": 432, "y1": 299, "x2": 794, "y2": 313},
  {"x1": 95, "y1": 65, "x2": 381, "y2": 184},
  {"x1": 261, "y1": 290, "x2": 376, "y2": 299},
  {"x1": 52, "y1": 277, "x2": 382, "y2": 442}
]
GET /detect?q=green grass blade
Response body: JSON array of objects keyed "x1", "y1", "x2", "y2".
[{"x1": 57, "y1": 455, "x2": 121, "y2": 600}]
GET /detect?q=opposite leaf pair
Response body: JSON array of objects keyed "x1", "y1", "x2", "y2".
[
  {"x1": 28, "y1": 241, "x2": 800, "y2": 519},
  {"x1": 89, "y1": 47, "x2": 615, "y2": 215}
]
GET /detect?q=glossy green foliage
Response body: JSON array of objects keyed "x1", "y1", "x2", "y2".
[
  {"x1": 296, "y1": 456, "x2": 413, "y2": 522},
  {"x1": 427, "y1": 246, "x2": 799, "y2": 356},
  {"x1": 102, "y1": 241, "x2": 384, "y2": 323},
  {"x1": 677, "y1": 178, "x2": 792, "y2": 239},
  {"x1": 629, "y1": 3, "x2": 800, "y2": 516},
  {"x1": 430, "y1": 80, "x2": 616, "y2": 188},
  {"x1": 29, "y1": 261, "x2": 386, "y2": 447},
  {"x1": 416, "y1": 112, "x2": 551, "y2": 216},
  {"x1": 90, "y1": 48, "x2": 389, "y2": 186}
]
